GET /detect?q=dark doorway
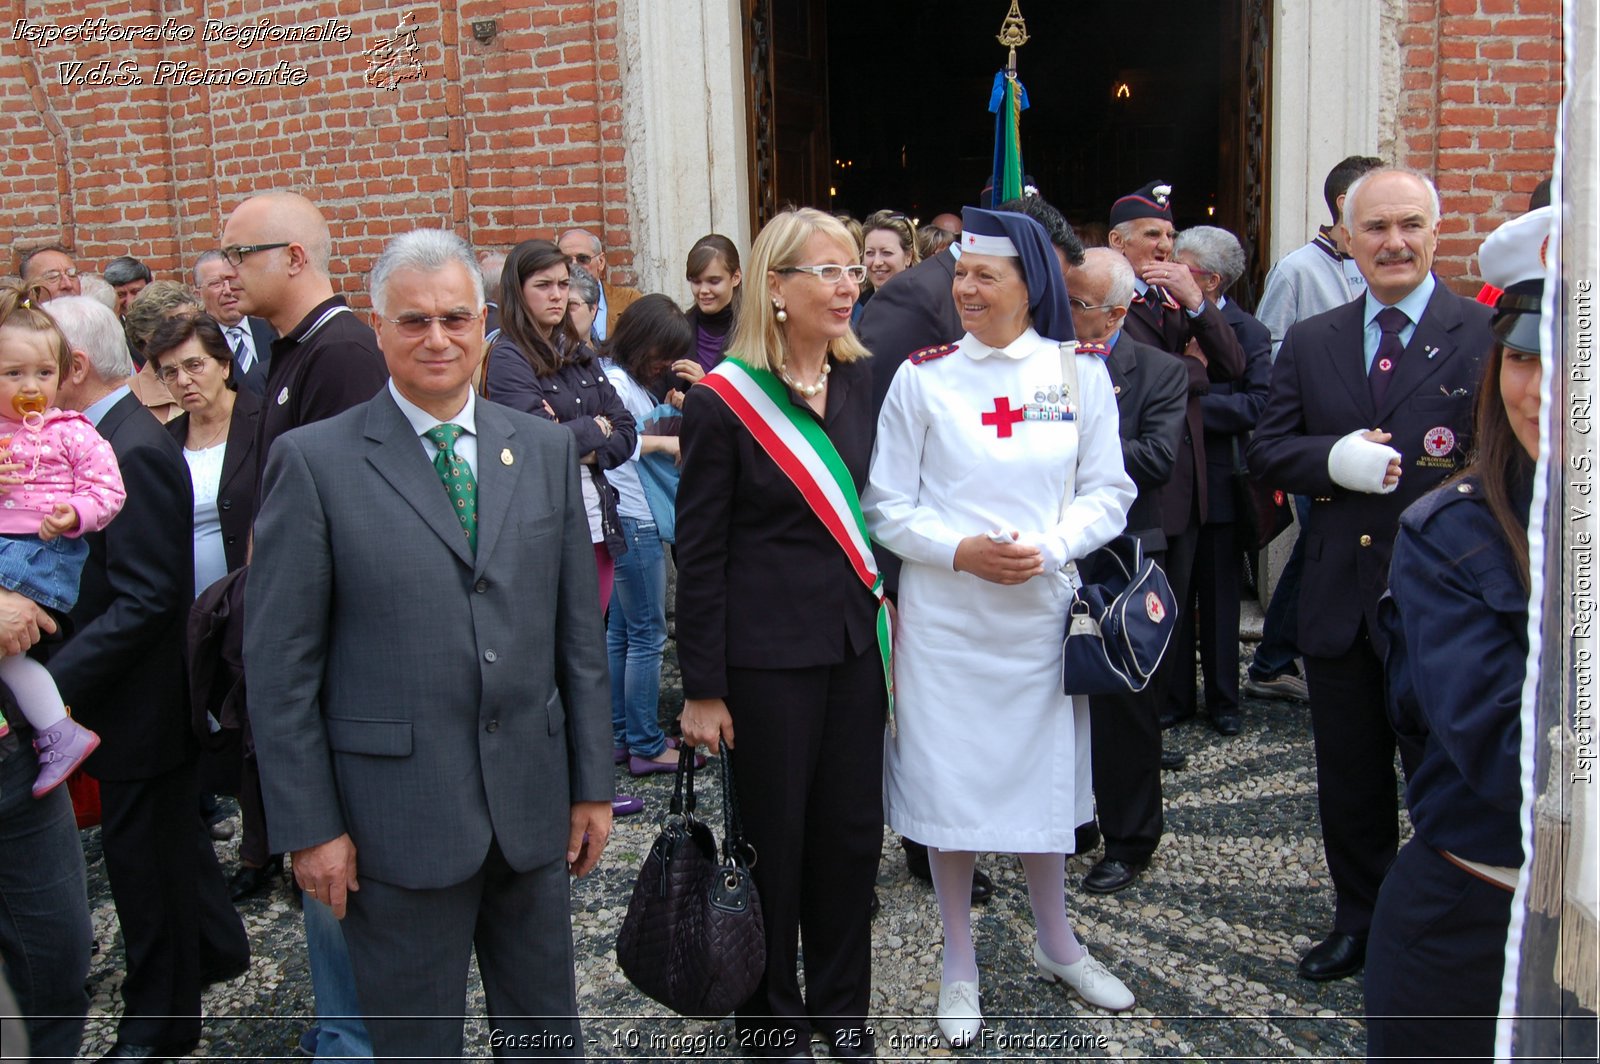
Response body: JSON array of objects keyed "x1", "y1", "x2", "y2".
[{"x1": 746, "y1": 0, "x2": 1272, "y2": 294}]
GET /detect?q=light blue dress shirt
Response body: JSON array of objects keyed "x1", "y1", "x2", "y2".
[
  {"x1": 1361, "y1": 273, "x2": 1436, "y2": 372},
  {"x1": 388, "y1": 379, "x2": 480, "y2": 480}
]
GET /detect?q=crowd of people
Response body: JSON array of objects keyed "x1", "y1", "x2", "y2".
[{"x1": 0, "y1": 158, "x2": 1569, "y2": 1063}]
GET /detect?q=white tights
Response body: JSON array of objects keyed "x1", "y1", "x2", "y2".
[
  {"x1": 927, "y1": 848, "x2": 1086, "y2": 982},
  {"x1": 0, "y1": 654, "x2": 66, "y2": 730}
]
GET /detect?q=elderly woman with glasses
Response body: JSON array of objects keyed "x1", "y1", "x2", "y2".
[
  {"x1": 123, "y1": 281, "x2": 204, "y2": 424},
  {"x1": 865, "y1": 206, "x2": 1138, "y2": 1046},
  {"x1": 676, "y1": 208, "x2": 887, "y2": 1061},
  {"x1": 567, "y1": 264, "x2": 602, "y2": 347}
]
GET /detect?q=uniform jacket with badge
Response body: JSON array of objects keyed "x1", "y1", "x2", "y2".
[
  {"x1": 1248, "y1": 280, "x2": 1493, "y2": 659},
  {"x1": 244, "y1": 389, "x2": 613, "y2": 889},
  {"x1": 1122, "y1": 290, "x2": 1247, "y2": 529},
  {"x1": 1098, "y1": 334, "x2": 1188, "y2": 552}
]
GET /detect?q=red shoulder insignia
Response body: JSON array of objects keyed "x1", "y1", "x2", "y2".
[
  {"x1": 908, "y1": 343, "x2": 957, "y2": 366},
  {"x1": 1075, "y1": 341, "x2": 1111, "y2": 359}
]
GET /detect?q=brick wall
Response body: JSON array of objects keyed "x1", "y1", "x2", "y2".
[
  {"x1": 2, "y1": 0, "x2": 631, "y2": 305},
  {"x1": 1397, "y1": 0, "x2": 1562, "y2": 292}
]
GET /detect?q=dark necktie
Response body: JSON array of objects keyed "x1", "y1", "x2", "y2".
[
  {"x1": 1369, "y1": 306, "x2": 1409, "y2": 407},
  {"x1": 228, "y1": 328, "x2": 253, "y2": 375},
  {"x1": 1140, "y1": 285, "x2": 1168, "y2": 332},
  {"x1": 424, "y1": 423, "x2": 477, "y2": 554}
]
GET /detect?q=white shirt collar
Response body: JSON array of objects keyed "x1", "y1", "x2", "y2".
[
  {"x1": 388, "y1": 379, "x2": 476, "y2": 438},
  {"x1": 965, "y1": 326, "x2": 1043, "y2": 361}
]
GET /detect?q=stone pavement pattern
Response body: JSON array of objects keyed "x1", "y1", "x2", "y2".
[{"x1": 79, "y1": 646, "x2": 1373, "y2": 1060}]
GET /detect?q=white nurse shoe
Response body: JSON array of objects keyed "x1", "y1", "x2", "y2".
[
  {"x1": 935, "y1": 977, "x2": 983, "y2": 1047},
  {"x1": 1033, "y1": 941, "x2": 1136, "y2": 1011}
]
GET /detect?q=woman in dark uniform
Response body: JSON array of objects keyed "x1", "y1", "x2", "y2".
[
  {"x1": 1365, "y1": 206, "x2": 1552, "y2": 1060},
  {"x1": 676, "y1": 208, "x2": 886, "y2": 1061}
]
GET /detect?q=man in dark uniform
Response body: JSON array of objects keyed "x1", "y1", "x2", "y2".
[
  {"x1": 1248, "y1": 167, "x2": 1493, "y2": 981},
  {"x1": 1069, "y1": 249, "x2": 1189, "y2": 894},
  {"x1": 1106, "y1": 182, "x2": 1246, "y2": 730}
]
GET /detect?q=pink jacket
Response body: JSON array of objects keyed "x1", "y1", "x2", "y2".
[{"x1": 0, "y1": 409, "x2": 126, "y2": 537}]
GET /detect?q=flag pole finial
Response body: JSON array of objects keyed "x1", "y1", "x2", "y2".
[{"x1": 997, "y1": 0, "x2": 1029, "y2": 75}]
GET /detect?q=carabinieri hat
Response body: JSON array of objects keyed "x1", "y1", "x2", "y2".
[
  {"x1": 1478, "y1": 205, "x2": 1552, "y2": 355},
  {"x1": 1110, "y1": 181, "x2": 1174, "y2": 227},
  {"x1": 960, "y1": 205, "x2": 1076, "y2": 342}
]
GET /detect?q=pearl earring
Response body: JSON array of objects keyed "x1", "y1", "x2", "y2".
[{"x1": 774, "y1": 302, "x2": 788, "y2": 323}]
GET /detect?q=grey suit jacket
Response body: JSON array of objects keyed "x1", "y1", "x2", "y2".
[{"x1": 244, "y1": 389, "x2": 612, "y2": 889}]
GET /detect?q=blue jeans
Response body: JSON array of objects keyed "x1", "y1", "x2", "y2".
[
  {"x1": 607, "y1": 516, "x2": 669, "y2": 758},
  {"x1": 302, "y1": 894, "x2": 373, "y2": 1061},
  {"x1": 1250, "y1": 495, "x2": 1312, "y2": 679}
]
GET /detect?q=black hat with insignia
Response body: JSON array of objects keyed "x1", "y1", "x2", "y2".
[{"x1": 1110, "y1": 181, "x2": 1174, "y2": 227}]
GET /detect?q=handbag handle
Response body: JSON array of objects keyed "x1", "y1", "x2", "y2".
[
  {"x1": 716, "y1": 739, "x2": 757, "y2": 867},
  {"x1": 669, "y1": 741, "x2": 698, "y2": 818}
]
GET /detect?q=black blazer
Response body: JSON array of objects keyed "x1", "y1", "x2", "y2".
[
  {"x1": 40, "y1": 392, "x2": 194, "y2": 781},
  {"x1": 1103, "y1": 336, "x2": 1189, "y2": 552},
  {"x1": 166, "y1": 387, "x2": 262, "y2": 573},
  {"x1": 1247, "y1": 280, "x2": 1493, "y2": 658},
  {"x1": 857, "y1": 249, "x2": 961, "y2": 414},
  {"x1": 230, "y1": 316, "x2": 278, "y2": 398},
  {"x1": 1199, "y1": 301, "x2": 1273, "y2": 523},
  {"x1": 675, "y1": 357, "x2": 879, "y2": 699},
  {"x1": 1123, "y1": 290, "x2": 1247, "y2": 527}
]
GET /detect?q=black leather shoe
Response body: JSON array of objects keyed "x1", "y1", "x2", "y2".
[
  {"x1": 868, "y1": 890, "x2": 880, "y2": 920},
  {"x1": 1159, "y1": 708, "x2": 1196, "y2": 729},
  {"x1": 202, "y1": 955, "x2": 250, "y2": 987},
  {"x1": 1298, "y1": 932, "x2": 1367, "y2": 981},
  {"x1": 227, "y1": 856, "x2": 282, "y2": 902},
  {"x1": 1081, "y1": 857, "x2": 1146, "y2": 894},
  {"x1": 902, "y1": 838, "x2": 993, "y2": 904},
  {"x1": 98, "y1": 1037, "x2": 199, "y2": 1061},
  {"x1": 1160, "y1": 748, "x2": 1188, "y2": 770},
  {"x1": 1211, "y1": 710, "x2": 1241, "y2": 736}
]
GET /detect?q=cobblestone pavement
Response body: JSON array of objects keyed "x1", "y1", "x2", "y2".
[{"x1": 79, "y1": 644, "x2": 1377, "y2": 1061}]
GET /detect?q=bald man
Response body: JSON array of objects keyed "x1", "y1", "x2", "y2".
[
  {"x1": 218, "y1": 190, "x2": 386, "y2": 1061},
  {"x1": 220, "y1": 191, "x2": 387, "y2": 516},
  {"x1": 555, "y1": 228, "x2": 640, "y2": 340}
]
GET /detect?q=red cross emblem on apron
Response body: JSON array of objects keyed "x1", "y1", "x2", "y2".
[{"x1": 981, "y1": 396, "x2": 1024, "y2": 438}]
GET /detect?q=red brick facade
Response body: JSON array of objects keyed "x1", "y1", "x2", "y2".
[
  {"x1": 2, "y1": 1, "x2": 631, "y2": 301},
  {"x1": 1398, "y1": 0, "x2": 1562, "y2": 290},
  {"x1": 2, "y1": 1, "x2": 1566, "y2": 302}
]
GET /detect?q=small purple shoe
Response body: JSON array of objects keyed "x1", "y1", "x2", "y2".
[
  {"x1": 629, "y1": 749, "x2": 707, "y2": 777},
  {"x1": 613, "y1": 744, "x2": 629, "y2": 765},
  {"x1": 32, "y1": 717, "x2": 100, "y2": 799},
  {"x1": 611, "y1": 794, "x2": 645, "y2": 816}
]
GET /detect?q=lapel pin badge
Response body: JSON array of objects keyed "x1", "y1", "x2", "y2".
[
  {"x1": 500, "y1": 448, "x2": 514, "y2": 466},
  {"x1": 1424, "y1": 345, "x2": 1440, "y2": 359}
]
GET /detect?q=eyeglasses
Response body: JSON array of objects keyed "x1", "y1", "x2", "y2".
[
  {"x1": 201, "y1": 279, "x2": 235, "y2": 293},
  {"x1": 221, "y1": 243, "x2": 290, "y2": 266},
  {"x1": 1069, "y1": 296, "x2": 1118, "y2": 312},
  {"x1": 566, "y1": 253, "x2": 595, "y2": 266},
  {"x1": 383, "y1": 311, "x2": 481, "y2": 338},
  {"x1": 153, "y1": 356, "x2": 216, "y2": 384},
  {"x1": 778, "y1": 264, "x2": 867, "y2": 284},
  {"x1": 34, "y1": 268, "x2": 80, "y2": 285}
]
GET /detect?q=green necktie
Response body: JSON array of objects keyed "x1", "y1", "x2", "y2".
[{"x1": 424, "y1": 423, "x2": 477, "y2": 554}]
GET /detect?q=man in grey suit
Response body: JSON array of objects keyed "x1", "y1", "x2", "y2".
[{"x1": 245, "y1": 229, "x2": 614, "y2": 1061}]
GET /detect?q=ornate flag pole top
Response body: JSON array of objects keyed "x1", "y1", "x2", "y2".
[{"x1": 997, "y1": 0, "x2": 1029, "y2": 76}]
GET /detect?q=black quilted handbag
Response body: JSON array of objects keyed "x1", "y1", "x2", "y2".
[{"x1": 615, "y1": 741, "x2": 765, "y2": 1019}]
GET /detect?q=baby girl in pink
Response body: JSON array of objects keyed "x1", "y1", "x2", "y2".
[{"x1": 0, "y1": 283, "x2": 126, "y2": 797}]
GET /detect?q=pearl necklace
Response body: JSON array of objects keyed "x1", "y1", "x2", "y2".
[{"x1": 780, "y1": 361, "x2": 830, "y2": 398}]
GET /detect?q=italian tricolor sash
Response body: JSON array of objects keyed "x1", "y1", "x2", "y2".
[{"x1": 699, "y1": 359, "x2": 896, "y2": 734}]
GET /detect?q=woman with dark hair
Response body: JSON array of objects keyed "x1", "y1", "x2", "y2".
[
  {"x1": 599, "y1": 295, "x2": 696, "y2": 777},
  {"x1": 1364, "y1": 207, "x2": 1551, "y2": 1061},
  {"x1": 483, "y1": 239, "x2": 637, "y2": 608},
  {"x1": 144, "y1": 312, "x2": 272, "y2": 896},
  {"x1": 673, "y1": 234, "x2": 742, "y2": 387}
]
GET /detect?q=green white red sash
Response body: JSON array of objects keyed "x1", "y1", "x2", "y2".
[{"x1": 699, "y1": 359, "x2": 896, "y2": 734}]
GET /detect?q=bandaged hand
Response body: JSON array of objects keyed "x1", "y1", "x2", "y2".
[{"x1": 1329, "y1": 429, "x2": 1402, "y2": 494}]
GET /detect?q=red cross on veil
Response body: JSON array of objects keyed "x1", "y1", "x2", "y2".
[{"x1": 981, "y1": 396, "x2": 1024, "y2": 438}]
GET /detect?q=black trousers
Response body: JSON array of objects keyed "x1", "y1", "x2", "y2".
[
  {"x1": 1304, "y1": 625, "x2": 1416, "y2": 935},
  {"x1": 1365, "y1": 840, "x2": 1511, "y2": 1061},
  {"x1": 1190, "y1": 519, "x2": 1241, "y2": 711},
  {"x1": 1088, "y1": 548, "x2": 1167, "y2": 864},
  {"x1": 726, "y1": 647, "x2": 885, "y2": 1057},
  {"x1": 98, "y1": 759, "x2": 249, "y2": 1045},
  {"x1": 1157, "y1": 519, "x2": 1202, "y2": 721}
]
